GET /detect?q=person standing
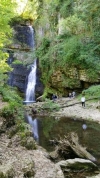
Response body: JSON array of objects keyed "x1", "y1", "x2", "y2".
[
  {"x1": 72, "y1": 91, "x2": 76, "y2": 98},
  {"x1": 52, "y1": 93, "x2": 58, "y2": 101},
  {"x1": 69, "y1": 92, "x2": 72, "y2": 98},
  {"x1": 81, "y1": 95, "x2": 85, "y2": 107}
]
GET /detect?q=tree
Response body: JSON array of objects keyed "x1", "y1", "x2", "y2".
[
  {"x1": 0, "y1": 0, "x2": 17, "y2": 68},
  {"x1": 0, "y1": 0, "x2": 17, "y2": 85}
]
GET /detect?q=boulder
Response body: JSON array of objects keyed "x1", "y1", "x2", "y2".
[
  {"x1": 57, "y1": 158, "x2": 98, "y2": 171},
  {"x1": 0, "y1": 163, "x2": 14, "y2": 178}
]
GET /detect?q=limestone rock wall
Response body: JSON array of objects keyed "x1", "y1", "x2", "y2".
[
  {"x1": 8, "y1": 64, "x2": 27, "y2": 92},
  {"x1": 50, "y1": 67, "x2": 100, "y2": 96}
]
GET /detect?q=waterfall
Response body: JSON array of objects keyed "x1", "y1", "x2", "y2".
[
  {"x1": 28, "y1": 25, "x2": 34, "y2": 48},
  {"x1": 25, "y1": 59, "x2": 37, "y2": 102},
  {"x1": 15, "y1": 24, "x2": 35, "y2": 49},
  {"x1": 25, "y1": 25, "x2": 36, "y2": 102}
]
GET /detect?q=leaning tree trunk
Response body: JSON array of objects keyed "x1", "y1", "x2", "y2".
[
  {"x1": 66, "y1": 132, "x2": 96, "y2": 162},
  {"x1": 49, "y1": 132, "x2": 96, "y2": 162}
]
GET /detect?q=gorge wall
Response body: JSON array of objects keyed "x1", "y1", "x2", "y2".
[
  {"x1": 7, "y1": 22, "x2": 44, "y2": 99},
  {"x1": 50, "y1": 67, "x2": 100, "y2": 96},
  {"x1": 7, "y1": 20, "x2": 100, "y2": 98}
]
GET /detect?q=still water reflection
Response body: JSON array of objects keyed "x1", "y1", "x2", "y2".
[
  {"x1": 25, "y1": 114, "x2": 39, "y2": 143},
  {"x1": 25, "y1": 114, "x2": 100, "y2": 165}
]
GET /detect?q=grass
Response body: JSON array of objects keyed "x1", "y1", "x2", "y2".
[{"x1": 77, "y1": 85, "x2": 100, "y2": 102}]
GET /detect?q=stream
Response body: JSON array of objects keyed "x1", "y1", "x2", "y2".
[{"x1": 25, "y1": 114, "x2": 100, "y2": 166}]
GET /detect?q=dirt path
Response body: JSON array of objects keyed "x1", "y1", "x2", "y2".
[{"x1": 51, "y1": 97, "x2": 100, "y2": 123}]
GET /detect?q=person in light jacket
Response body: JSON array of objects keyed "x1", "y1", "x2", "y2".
[{"x1": 81, "y1": 96, "x2": 85, "y2": 107}]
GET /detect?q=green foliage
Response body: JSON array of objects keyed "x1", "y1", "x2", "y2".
[
  {"x1": 0, "y1": 0, "x2": 17, "y2": 49},
  {"x1": 82, "y1": 85, "x2": 100, "y2": 99},
  {"x1": 0, "y1": 99, "x2": 24, "y2": 132},
  {"x1": 78, "y1": 85, "x2": 100, "y2": 101},
  {"x1": 0, "y1": 0, "x2": 17, "y2": 86},
  {"x1": 1, "y1": 104, "x2": 15, "y2": 119},
  {"x1": 20, "y1": 0, "x2": 39, "y2": 20},
  {"x1": 35, "y1": 0, "x2": 100, "y2": 93},
  {"x1": 59, "y1": 0, "x2": 73, "y2": 18},
  {"x1": 36, "y1": 37, "x2": 50, "y2": 58},
  {"x1": 0, "y1": 100, "x2": 23, "y2": 119},
  {"x1": 86, "y1": 69, "x2": 98, "y2": 82},
  {"x1": 0, "y1": 85, "x2": 24, "y2": 121},
  {"x1": 0, "y1": 55, "x2": 12, "y2": 74},
  {"x1": 12, "y1": 59, "x2": 23, "y2": 65},
  {"x1": 59, "y1": 14, "x2": 86, "y2": 35},
  {"x1": 0, "y1": 85, "x2": 22, "y2": 103},
  {"x1": 42, "y1": 99, "x2": 60, "y2": 111},
  {"x1": 0, "y1": 73, "x2": 8, "y2": 87}
]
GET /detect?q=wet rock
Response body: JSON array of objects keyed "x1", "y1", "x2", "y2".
[
  {"x1": 33, "y1": 150, "x2": 64, "y2": 178},
  {"x1": 57, "y1": 158, "x2": 98, "y2": 171},
  {"x1": 49, "y1": 150, "x2": 59, "y2": 160},
  {"x1": 32, "y1": 108, "x2": 37, "y2": 114},
  {"x1": 8, "y1": 64, "x2": 27, "y2": 92}
]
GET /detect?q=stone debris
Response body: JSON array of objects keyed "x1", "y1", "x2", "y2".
[{"x1": 0, "y1": 134, "x2": 64, "y2": 178}]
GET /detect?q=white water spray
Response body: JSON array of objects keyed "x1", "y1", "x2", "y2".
[{"x1": 25, "y1": 59, "x2": 37, "y2": 102}]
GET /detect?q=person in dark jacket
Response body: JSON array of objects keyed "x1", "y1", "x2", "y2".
[{"x1": 52, "y1": 94, "x2": 58, "y2": 101}]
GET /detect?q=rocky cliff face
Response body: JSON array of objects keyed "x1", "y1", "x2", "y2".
[
  {"x1": 7, "y1": 51, "x2": 100, "y2": 98},
  {"x1": 50, "y1": 67, "x2": 100, "y2": 96},
  {"x1": 7, "y1": 22, "x2": 44, "y2": 99},
  {"x1": 7, "y1": 51, "x2": 44, "y2": 99},
  {"x1": 7, "y1": 22, "x2": 100, "y2": 98},
  {"x1": 8, "y1": 64, "x2": 27, "y2": 92}
]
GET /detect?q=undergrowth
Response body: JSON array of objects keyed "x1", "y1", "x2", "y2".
[
  {"x1": 77, "y1": 85, "x2": 100, "y2": 101},
  {"x1": 42, "y1": 99, "x2": 60, "y2": 111}
]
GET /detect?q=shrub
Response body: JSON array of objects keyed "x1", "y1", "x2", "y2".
[{"x1": 42, "y1": 99, "x2": 60, "y2": 111}]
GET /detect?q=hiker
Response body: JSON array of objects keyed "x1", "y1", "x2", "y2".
[
  {"x1": 72, "y1": 91, "x2": 76, "y2": 98},
  {"x1": 81, "y1": 95, "x2": 85, "y2": 107},
  {"x1": 69, "y1": 92, "x2": 72, "y2": 98},
  {"x1": 52, "y1": 94, "x2": 58, "y2": 101}
]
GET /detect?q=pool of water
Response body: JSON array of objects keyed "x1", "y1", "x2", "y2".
[{"x1": 25, "y1": 114, "x2": 100, "y2": 165}]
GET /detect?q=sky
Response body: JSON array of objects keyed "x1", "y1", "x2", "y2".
[{"x1": 15, "y1": 0, "x2": 28, "y2": 14}]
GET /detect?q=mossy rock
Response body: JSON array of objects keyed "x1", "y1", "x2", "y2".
[
  {"x1": 0, "y1": 165, "x2": 14, "y2": 178},
  {"x1": 21, "y1": 136, "x2": 37, "y2": 150},
  {"x1": 23, "y1": 162, "x2": 35, "y2": 177},
  {"x1": 7, "y1": 126, "x2": 19, "y2": 138}
]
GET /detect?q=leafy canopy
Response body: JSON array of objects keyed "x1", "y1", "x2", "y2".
[
  {"x1": 0, "y1": 0, "x2": 17, "y2": 74},
  {"x1": 35, "y1": 0, "x2": 100, "y2": 88}
]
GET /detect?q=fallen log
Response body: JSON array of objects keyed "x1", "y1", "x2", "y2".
[
  {"x1": 67, "y1": 132, "x2": 96, "y2": 162},
  {"x1": 61, "y1": 97, "x2": 99, "y2": 108},
  {"x1": 36, "y1": 95, "x2": 44, "y2": 102},
  {"x1": 49, "y1": 132, "x2": 96, "y2": 162}
]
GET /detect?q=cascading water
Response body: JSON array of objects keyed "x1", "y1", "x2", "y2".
[
  {"x1": 28, "y1": 25, "x2": 34, "y2": 48},
  {"x1": 25, "y1": 59, "x2": 37, "y2": 102},
  {"x1": 15, "y1": 24, "x2": 34, "y2": 49},
  {"x1": 24, "y1": 25, "x2": 37, "y2": 103},
  {"x1": 22, "y1": 25, "x2": 39, "y2": 142}
]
